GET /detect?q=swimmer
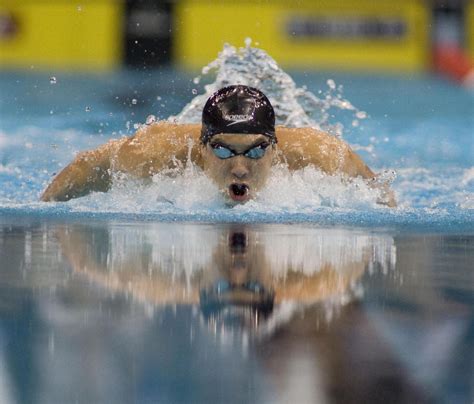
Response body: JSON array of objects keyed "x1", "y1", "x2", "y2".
[{"x1": 41, "y1": 85, "x2": 396, "y2": 206}]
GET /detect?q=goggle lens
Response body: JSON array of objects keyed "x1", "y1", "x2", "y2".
[
  {"x1": 212, "y1": 146, "x2": 234, "y2": 159},
  {"x1": 244, "y1": 145, "x2": 267, "y2": 159},
  {"x1": 211, "y1": 143, "x2": 269, "y2": 160}
]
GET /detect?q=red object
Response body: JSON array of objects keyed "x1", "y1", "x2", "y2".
[{"x1": 433, "y1": 45, "x2": 474, "y2": 87}]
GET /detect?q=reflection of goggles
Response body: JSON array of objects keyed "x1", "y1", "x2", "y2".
[
  {"x1": 200, "y1": 279, "x2": 275, "y2": 320},
  {"x1": 210, "y1": 142, "x2": 270, "y2": 160}
]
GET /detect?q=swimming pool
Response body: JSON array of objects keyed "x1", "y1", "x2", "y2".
[
  {"x1": 0, "y1": 44, "x2": 472, "y2": 228},
  {"x1": 0, "y1": 44, "x2": 473, "y2": 403}
]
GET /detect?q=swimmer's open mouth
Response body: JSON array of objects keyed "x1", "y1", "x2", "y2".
[{"x1": 229, "y1": 184, "x2": 250, "y2": 202}]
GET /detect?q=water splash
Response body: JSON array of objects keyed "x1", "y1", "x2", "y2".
[
  {"x1": 145, "y1": 114, "x2": 156, "y2": 125},
  {"x1": 170, "y1": 39, "x2": 366, "y2": 137},
  {"x1": 67, "y1": 162, "x2": 383, "y2": 215}
]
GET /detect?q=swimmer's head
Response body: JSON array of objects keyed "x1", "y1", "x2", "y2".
[
  {"x1": 199, "y1": 229, "x2": 274, "y2": 332},
  {"x1": 200, "y1": 86, "x2": 277, "y2": 204},
  {"x1": 200, "y1": 85, "x2": 276, "y2": 145}
]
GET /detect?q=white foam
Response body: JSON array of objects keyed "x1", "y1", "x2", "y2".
[
  {"x1": 170, "y1": 40, "x2": 365, "y2": 137},
  {"x1": 72, "y1": 162, "x2": 383, "y2": 214},
  {"x1": 461, "y1": 167, "x2": 474, "y2": 186}
]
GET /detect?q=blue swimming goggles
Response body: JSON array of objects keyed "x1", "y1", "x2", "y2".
[{"x1": 210, "y1": 142, "x2": 270, "y2": 160}]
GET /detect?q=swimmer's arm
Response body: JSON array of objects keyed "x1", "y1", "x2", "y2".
[
  {"x1": 113, "y1": 122, "x2": 202, "y2": 176},
  {"x1": 41, "y1": 122, "x2": 202, "y2": 202},
  {"x1": 40, "y1": 139, "x2": 125, "y2": 202},
  {"x1": 276, "y1": 127, "x2": 396, "y2": 207},
  {"x1": 274, "y1": 262, "x2": 366, "y2": 304},
  {"x1": 57, "y1": 227, "x2": 198, "y2": 304}
]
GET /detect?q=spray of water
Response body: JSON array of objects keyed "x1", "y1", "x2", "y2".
[{"x1": 170, "y1": 39, "x2": 366, "y2": 137}]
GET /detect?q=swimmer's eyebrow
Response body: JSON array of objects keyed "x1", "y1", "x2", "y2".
[{"x1": 211, "y1": 138, "x2": 269, "y2": 149}]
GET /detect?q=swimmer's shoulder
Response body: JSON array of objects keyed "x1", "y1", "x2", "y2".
[
  {"x1": 275, "y1": 126, "x2": 341, "y2": 170},
  {"x1": 132, "y1": 120, "x2": 201, "y2": 143},
  {"x1": 114, "y1": 121, "x2": 202, "y2": 176},
  {"x1": 276, "y1": 126, "x2": 336, "y2": 146}
]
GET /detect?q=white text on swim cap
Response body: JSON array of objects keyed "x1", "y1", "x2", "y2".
[{"x1": 224, "y1": 114, "x2": 252, "y2": 126}]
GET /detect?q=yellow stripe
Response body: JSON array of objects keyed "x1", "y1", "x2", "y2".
[
  {"x1": 0, "y1": 0, "x2": 123, "y2": 70},
  {"x1": 175, "y1": 0, "x2": 430, "y2": 72}
]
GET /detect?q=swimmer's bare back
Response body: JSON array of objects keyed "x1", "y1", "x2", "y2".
[{"x1": 41, "y1": 121, "x2": 396, "y2": 206}]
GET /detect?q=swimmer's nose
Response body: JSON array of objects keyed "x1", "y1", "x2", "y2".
[{"x1": 230, "y1": 158, "x2": 249, "y2": 179}]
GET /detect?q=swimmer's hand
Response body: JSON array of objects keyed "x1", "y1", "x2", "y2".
[{"x1": 40, "y1": 140, "x2": 120, "y2": 202}]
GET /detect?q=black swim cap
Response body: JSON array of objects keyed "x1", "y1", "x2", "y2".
[{"x1": 201, "y1": 85, "x2": 276, "y2": 144}]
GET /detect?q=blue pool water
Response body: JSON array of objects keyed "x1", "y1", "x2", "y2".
[
  {"x1": 0, "y1": 44, "x2": 473, "y2": 229},
  {"x1": 0, "y1": 221, "x2": 472, "y2": 403}
]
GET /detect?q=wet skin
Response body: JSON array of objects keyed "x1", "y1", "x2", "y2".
[
  {"x1": 201, "y1": 134, "x2": 274, "y2": 204},
  {"x1": 40, "y1": 122, "x2": 396, "y2": 206}
]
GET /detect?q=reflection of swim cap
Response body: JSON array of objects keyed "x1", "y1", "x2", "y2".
[{"x1": 201, "y1": 85, "x2": 276, "y2": 144}]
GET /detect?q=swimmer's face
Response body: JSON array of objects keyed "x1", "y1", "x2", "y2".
[{"x1": 201, "y1": 134, "x2": 274, "y2": 204}]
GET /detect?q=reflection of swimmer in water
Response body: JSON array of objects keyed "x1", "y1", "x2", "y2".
[
  {"x1": 41, "y1": 85, "x2": 396, "y2": 206},
  {"x1": 57, "y1": 225, "x2": 368, "y2": 323}
]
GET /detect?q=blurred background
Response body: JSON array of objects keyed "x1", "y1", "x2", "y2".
[{"x1": 0, "y1": 0, "x2": 473, "y2": 84}]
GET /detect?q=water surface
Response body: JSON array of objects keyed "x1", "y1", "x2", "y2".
[
  {"x1": 0, "y1": 219, "x2": 472, "y2": 404},
  {"x1": 0, "y1": 43, "x2": 473, "y2": 227}
]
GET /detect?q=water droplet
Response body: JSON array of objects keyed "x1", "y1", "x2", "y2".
[
  {"x1": 85, "y1": 106, "x2": 91, "y2": 112},
  {"x1": 356, "y1": 111, "x2": 367, "y2": 119},
  {"x1": 340, "y1": 100, "x2": 352, "y2": 109},
  {"x1": 77, "y1": 5, "x2": 82, "y2": 11},
  {"x1": 146, "y1": 114, "x2": 156, "y2": 125},
  {"x1": 352, "y1": 120, "x2": 359, "y2": 127},
  {"x1": 49, "y1": 76, "x2": 57, "y2": 84},
  {"x1": 133, "y1": 123, "x2": 140, "y2": 130},
  {"x1": 131, "y1": 98, "x2": 137, "y2": 105},
  {"x1": 49, "y1": 110, "x2": 54, "y2": 115},
  {"x1": 193, "y1": 76, "x2": 200, "y2": 84},
  {"x1": 244, "y1": 37, "x2": 252, "y2": 47},
  {"x1": 327, "y1": 79, "x2": 336, "y2": 90},
  {"x1": 156, "y1": 95, "x2": 162, "y2": 101},
  {"x1": 191, "y1": 89, "x2": 197, "y2": 95}
]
